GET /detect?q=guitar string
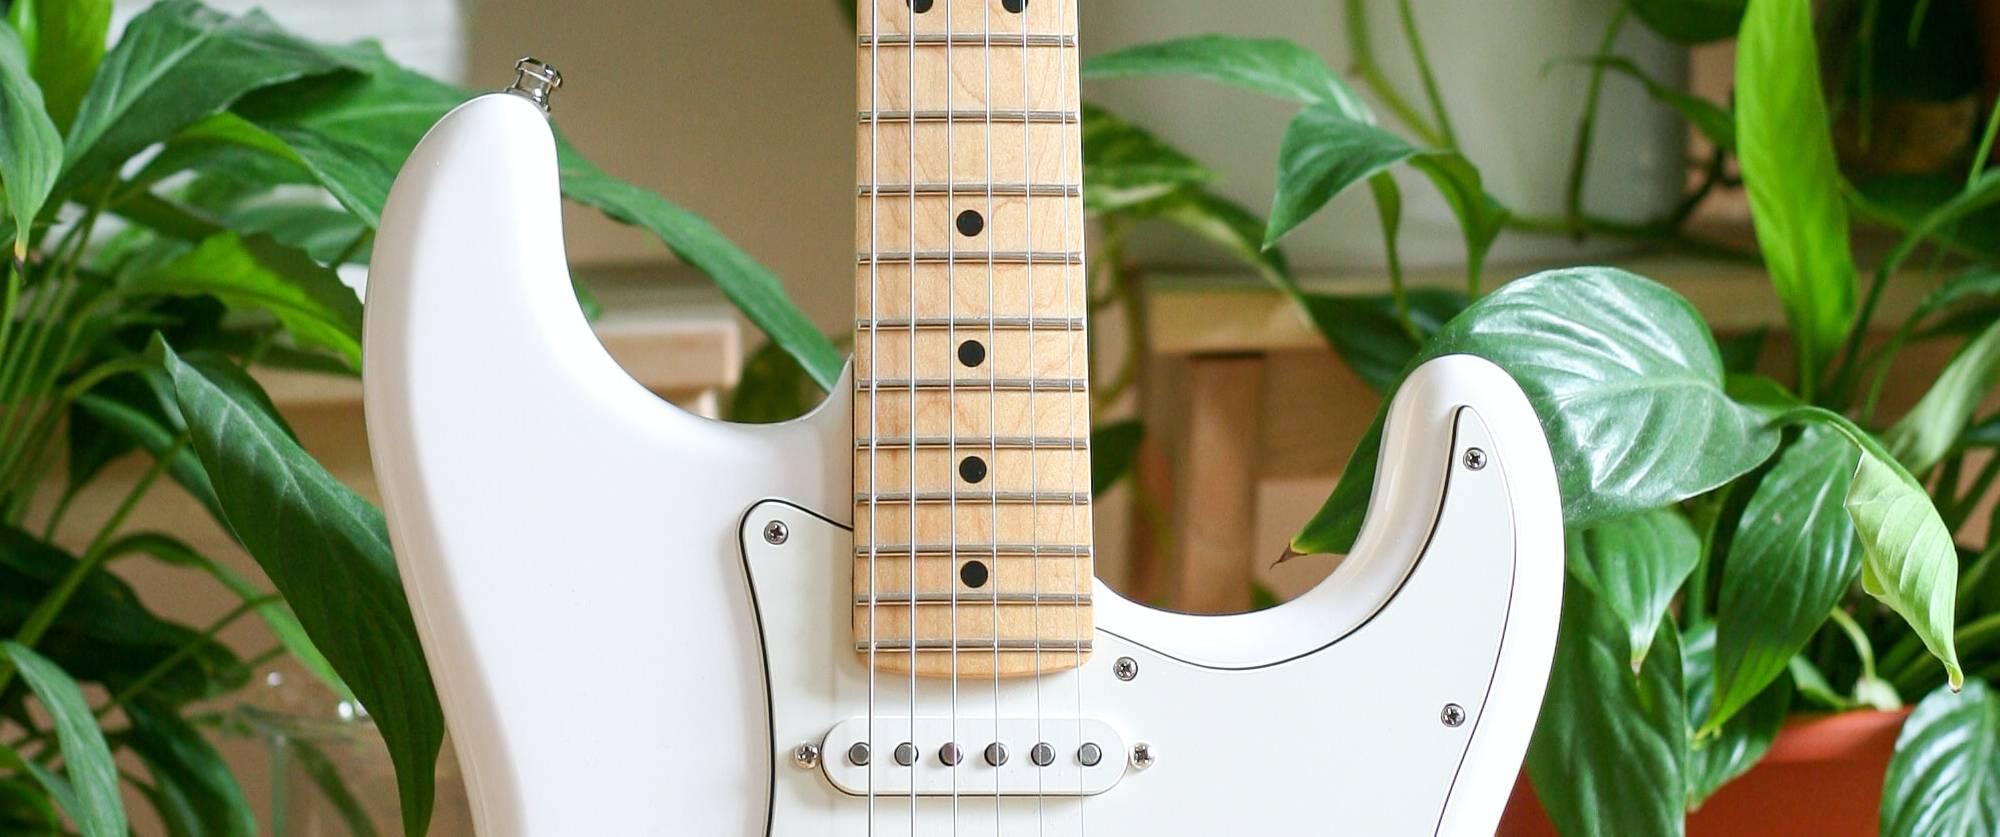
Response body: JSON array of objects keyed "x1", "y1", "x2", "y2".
[
  {"x1": 864, "y1": 0, "x2": 882, "y2": 830},
  {"x1": 942, "y1": 0, "x2": 962, "y2": 827},
  {"x1": 905, "y1": 4, "x2": 921, "y2": 830},
  {"x1": 1018, "y1": 2, "x2": 1045, "y2": 829},
  {"x1": 1051, "y1": 0, "x2": 1088, "y2": 825},
  {"x1": 980, "y1": 0, "x2": 1006, "y2": 831}
]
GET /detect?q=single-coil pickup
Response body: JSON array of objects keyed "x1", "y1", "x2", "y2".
[{"x1": 819, "y1": 717, "x2": 1127, "y2": 797}]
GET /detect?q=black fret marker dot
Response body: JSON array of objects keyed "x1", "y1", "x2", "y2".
[
  {"x1": 959, "y1": 455, "x2": 988, "y2": 484},
  {"x1": 960, "y1": 560, "x2": 990, "y2": 589},
  {"x1": 1003, "y1": 0, "x2": 1027, "y2": 12},
  {"x1": 958, "y1": 339, "x2": 986, "y2": 368},
  {"x1": 956, "y1": 209, "x2": 984, "y2": 237},
  {"x1": 908, "y1": 0, "x2": 933, "y2": 12}
]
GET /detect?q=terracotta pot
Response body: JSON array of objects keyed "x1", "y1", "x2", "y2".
[{"x1": 1496, "y1": 709, "x2": 1913, "y2": 837}]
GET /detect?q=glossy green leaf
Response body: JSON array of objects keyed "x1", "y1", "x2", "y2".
[
  {"x1": 1090, "y1": 420, "x2": 1144, "y2": 496},
  {"x1": 1079, "y1": 103, "x2": 1211, "y2": 214},
  {"x1": 71, "y1": 373, "x2": 223, "y2": 523},
  {"x1": 0, "y1": 21, "x2": 62, "y2": 256},
  {"x1": 59, "y1": 1, "x2": 350, "y2": 195},
  {"x1": 1566, "y1": 509, "x2": 1701, "y2": 671},
  {"x1": 1683, "y1": 623, "x2": 1790, "y2": 809},
  {"x1": 1265, "y1": 103, "x2": 1416, "y2": 248},
  {"x1": 236, "y1": 44, "x2": 843, "y2": 389},
  {"x1": 1628, "y1": 0, "x2": 1748, "y2": 44},
  {"x1": 1881, "y1": 679, "x2": 2000, "y2": 836},
  {"x1": 726, "y1": 338, "x2": 832, "y2": 424},
  {"x1": 1407, "y1": 152, "x2": 1507, "y2": 288},
  {"x1": 130, "y1": 112, "x2": 313, "y2": 193},
  {"x1": 126, "y1": 701, "x2": 255, "y2": 837},
  {"x1": 1526, "y1": 583, "x2": 1688, "y2": 837},
  {"x1": 1736, "y1": 0, "x2": 1860, "y2": 391},
  {"x1": 1847, "y1": 443, "x2": 1963, "y2": 690},
  {"x1": 0, "y1": 642, "x2": 125, "y2": 837},
  {"x1": 154, "y1": 339, "x2": 441, "y2": 836},
  {"x1": 1710, "y1": 426, "x2": 1861, "y2": 730},
  {"x1": 7, "y1": 0, "x2": 110, "y2": 130},
  {"x1": 1301, "y1": 289, "x2": 1469, "y2": 393},
  {"x1": 1128, "y1": 186, "x2": 1289, "y2": 289},
  {"x1": 1886, "y1": 320, "x2": 2000, "y2": 473},
  {"x1": 1292, "y1": 267, "x2": 1779, "y2": 555},
  {"x1": 131, "y1": 233, "x2": 363, "y2": 367},
  {"x1": 1788, "y1": 654, "x2": 1857, "y2": 710},
  {"x1": 1082, "y1": 35, "x2": 1371, "y2": 116},
  {"x1": 1573, "y1": 55, "x2": 1735, "y2": 149}
]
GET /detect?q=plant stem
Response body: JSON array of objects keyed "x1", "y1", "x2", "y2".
[
  {"x1": 1969, "y1": 93, "x2": 2000, "y2": 186},
  {"x1": 1562, "y1": 5, "x2": 1630, "y2": 238},
  {"x1": 1828, "y1": 606, "x2": 1880, "y2": 683},
  {"x1": 1889, "y1": 610, "x2": 2000, "y2": 690},
  {"x1": 97, "y1": 594, "x2": 279, "y2": 718},
  {"x1": 1394, "y1": 0, "x2": 1457, "y2": 149},
  {"x1": 1341, "y1": 0, "x2": 1446, "y2": 146},
  {"x1": 1685, "y1": 487, "x2": 1733, "y2": 625},
  {"x1": 0, "y1": 434, "x2": 186, "y2": 697}
]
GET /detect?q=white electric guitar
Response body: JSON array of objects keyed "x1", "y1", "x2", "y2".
[{"x1": 362, "y1": 3, "x2": 1563, "y2": 834}]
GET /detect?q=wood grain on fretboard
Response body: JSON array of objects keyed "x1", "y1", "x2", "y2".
[{"x1": 852, "y1": 0, "x2": 1091, "y2": 678}]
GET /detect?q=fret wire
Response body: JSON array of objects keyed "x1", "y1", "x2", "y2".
[
  {"x1": 858, "y1": 183, "x2": 1078, "y2": 197},
  {"x1": 857, "y1": 33, "x2": 1075, "y2": 47},
  {"x1": 858, "y1": 593, "x2": 1093, "y2": 605},
  {"x1": 856, "y1": 316, "x2": 1084, "y2": 330},
  {"x1": 863, "y1": 109, "x2": 1077, "y2": 124},
  {"x1": 856, "y1": 544, "x2": 1092, "y2": 557},
  {"x1": 859, "y1": 640, "x2": 1093, "y2": 652},
  {"x1": 858, "y1": 377, "x2": 1087, "y2": 392},
  {"x1": 856, "y1": 436, "x2": 1089, "y2": 450},
  {"x1": 857, "y1": 491, "x2": 1091, "y2": 504},
  {"x1": 859, "y1": 251, "x2": 1082, "y2": 265}
]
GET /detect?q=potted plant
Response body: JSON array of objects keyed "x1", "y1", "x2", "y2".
[{"x1": 0, "y1": 1, "x2": 836, "y2": 834}]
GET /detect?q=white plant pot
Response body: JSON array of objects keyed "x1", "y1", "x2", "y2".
[{"x1": 1081, "y1": 0, "x2": 1690, "y2": 276}]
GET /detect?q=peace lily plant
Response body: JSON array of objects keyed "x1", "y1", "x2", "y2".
[{"x1": 0, "y1": 1, "x2": 1992, "y2": 837}]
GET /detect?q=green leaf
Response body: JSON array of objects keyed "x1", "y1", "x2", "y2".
[
  {"x1": 59, "y1": 1, "x2": 351, "y2": 196},
  {"x1": 287, "y1": 736, "x2": 380, "y2": 837},
  {"x1": 0, "y1": 21, "x2": 62, "y2": 256},
  {"x1": 1406, "y1": 152, "x2": 1507, "y2": 288},
  {"x1": 1788, "y1": 654, "x2": 1857, "y2": 710},
  {"x1": 1717, "y1": 328, "x2": 1768, "y2": 375},
  {"x1": 153, "y1": 339, "x2": 441, "y2": 837},
  {"x1": 1711, "y1": 426, "x2": 1861, "y2": 730},
  {"x1": 1885, "y1": 320, "x2": 2000, "y2": 473},
  {"x1": 1090, "y1": 420, "x2": 1144, "y2": 496},
  {"x1": 1080, "y1": 103, "x2": 1212, "y2": 215},
  {"x1": 72, "y1": 373, "x2": 223, "y2": 523},
  {"x1": 1627, "y1": 0, "x2": 1748, "y2": 44},
  {"x1": 125, "y1": 701, "x2": 255, "y2": 837},
  {"x1": 7, "y1": 0, "x2": 110, "y2": 131},
  {"x1": 1301, "y1": 289, "x2": 1469, "y2": 393},
  {"x1": 1912, "y1": 269, "x2": 2000, "y2": 322},
  {"x1": 235, "y1": 44, "x2": 844, "y2": 390},
  {"x1": 0, "y1": 642, "x2": 125, "y2": 837},
  {"x1": 1846, "y1": 442, "x2": 1963, "y2": 690},
  {"x1": 1881, "y1": 679, "x2": 2000, "y2": 836},
  {"x1": 1526, "y1": 584, "x2": 1688, "y2": 837},
  {"x1": 1683, "y1": 623, "x2": 1790, "y2": 809},
  {"x1": 1736, "y1": 0, "x2": 1860, "y2": 392},
  {"x1": 724, "y1": 338, "x2": 830, "y2": 424},
  {"x1": 0, "y1": 774, "x2": 59, "y2": 833},
  {"x1": 1571, "y1": 55, "x2": 1735, "y2": 149},
  {"x1": 1566, "y1": 509, "x2": 1701, "y2": 671},
  {"x1": 1128, "y1": 186, "x2": 1289, "y2": 288},
  {"x1": 1082, "y1": 35, "x2": 1371, "y2": 116},
  {"x1": 1265, "y1": 103, "x2": 1416, "y2": 248},
  {"x1": 1292, "y1": 267, "x2": 1779, "y2": 555},
  {"x1": 132, "y1": 233, "x2": 363, "y2": 367},
  {"x1": 130, "y1": 112, "x2": 313, "y2": 193}
]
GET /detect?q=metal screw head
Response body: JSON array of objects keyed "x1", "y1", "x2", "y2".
[
  {"x1": 792, "y1": 743, "x2": 821, "y2": 770},
  {"x1": 1131, "y1": 742, "x2": 1157, "y2": 770},
  {"x1": 1113, "y1": 656, "x2": 1139, "y2": 681},
  {"x1": 763, "y1": 520, "x2": 789, "y2": 545},
  {"x1": 1441, "y1": 703, "x2": 1467, "y2": 727},
  {"x1": 1462, "y1": 448, "x2": 1488, "y2": 471}
]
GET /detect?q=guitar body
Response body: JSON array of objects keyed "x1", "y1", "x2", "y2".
[{"x1": 366, "y1": 28, "x2": 1562, "y2": 837}]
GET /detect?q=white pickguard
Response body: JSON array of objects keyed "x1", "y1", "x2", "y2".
[{"x1": 363, "y1": 92, "x2": 1563, "y2": 836}]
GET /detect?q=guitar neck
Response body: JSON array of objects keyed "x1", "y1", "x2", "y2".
[{"x1": 851, "y1": 0, "x2": 1092, "y2": 679}]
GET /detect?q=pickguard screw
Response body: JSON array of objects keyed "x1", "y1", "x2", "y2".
[
  {"x1": 792, "y1": 743, "x2": 820, "y2": 769},
  {"x1": 1441, "y1": 703, "x2": 1467, "y2": 728},
  {"x1": 1131, "y1": 742, "x2": 1157, "y2": 770},
  {"x1": 763, "y1": 520, "x2": 789, "y2": 545},
  {"x1": 1462, "y1": 448, "x2": 1487, "y2": 471},
  {"x1": 1113, "y1": 656, "x2": 1138, "y2": 681}
]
